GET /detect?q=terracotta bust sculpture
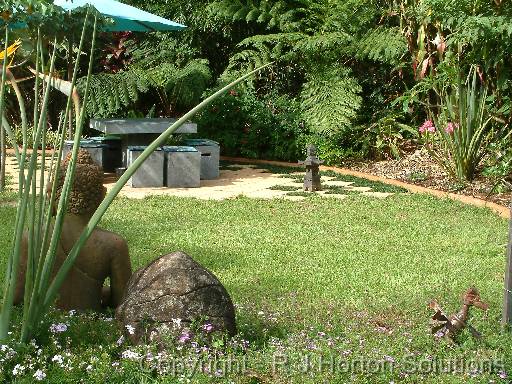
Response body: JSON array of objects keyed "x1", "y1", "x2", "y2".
[{"x1": 14, "y1": 150, "x2": 132, "y2": 310}]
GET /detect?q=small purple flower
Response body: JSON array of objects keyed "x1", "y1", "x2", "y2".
[
  {"x1": 419, "y1": 120, "x2": 436, "y2": 134},
  {"x1": 178, "y1": 332, "x2": 191, "y2": 344},
  {"x1": 33, "y1": 369, "x2": 46, "y2": 381},
  {"x1": 498, "y1": 370, "x2": 508, "y2": 379},
  {"x1": 49, "y1": 323, "x2": 68, "y2": 333},
  {"x1": 121, "y1": 350, "x2": 141, "y2": 360},
  {"x1": 202, "y1": 323, "x2": 214, "y2": 333},
  {"x1": 215, "y1": 369, "x2": 223, "y2": 377},
  {"x1": 384, "y1": 355, "x2": 395, "y2": 364},
  {"x1": 306, "y1": 342, "x2": 318, "y2": 350}
]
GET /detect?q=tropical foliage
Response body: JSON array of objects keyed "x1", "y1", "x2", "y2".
[{"x1": 2, "y1": 0, "x2": 511, "y2": 179}]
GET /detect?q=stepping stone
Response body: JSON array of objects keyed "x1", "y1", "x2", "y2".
[
  {"x1": 323, "y1": 180, "x2": 354, "y2": 187},
  {"x1": 361, "y1": 192, "x2": 393, "y2": 198}
]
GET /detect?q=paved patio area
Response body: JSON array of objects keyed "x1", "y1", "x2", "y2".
[
  {"x1": 3, "y1": 156, "x2": 394, "y2": 201},
  {"x1": 105, "y1": 164, "x2": 394, "y2": 201}
]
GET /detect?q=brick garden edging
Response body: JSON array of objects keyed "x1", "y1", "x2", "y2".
[{"x1": 221, "y1": 156, "x2": 511, "y2": 220}]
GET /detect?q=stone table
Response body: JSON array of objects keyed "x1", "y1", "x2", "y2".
[{"x1": 90, "y1": 118, "x2": 197, "y2": 167}]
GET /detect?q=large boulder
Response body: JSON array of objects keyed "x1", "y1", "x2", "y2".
[{"x1": 116, "y1": 251, "x2": 236, "y2": 344}]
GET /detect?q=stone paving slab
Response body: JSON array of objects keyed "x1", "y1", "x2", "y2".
[
  {"x1": 323, "y1": 180, "x2": 354, "y2": 187},
  {"x1": 4, "y1": 155, "x2": 49, "y2": 193}
]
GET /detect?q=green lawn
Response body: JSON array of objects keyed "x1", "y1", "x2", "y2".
[{"x1": 0, "y1": 191, "x2": 510, "y2": 383}]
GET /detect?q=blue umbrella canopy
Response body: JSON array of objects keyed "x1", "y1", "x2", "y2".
[{"x1": 53, "y1": 0, "x2": 186, "y2": 32}]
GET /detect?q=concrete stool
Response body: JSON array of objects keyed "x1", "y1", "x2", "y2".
[
  {"x1": 163, "y1": 146, "x2": 200, "y2": 188},
  {"x1": 127, "y1": 146, "x2": 164, "y2": 188},
  {"x1": 183, "y1": 139, "x2": 220, "y2": 180}
]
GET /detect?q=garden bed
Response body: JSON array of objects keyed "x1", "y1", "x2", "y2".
[{"x1": 344, "y1": 148, "x2": 512, "y2": 208}]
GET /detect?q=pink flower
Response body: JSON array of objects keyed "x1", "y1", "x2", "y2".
[
  {"x1": 178, "y1": 331, "x2": 191, "y2": 343},
  {"x1": 445, "y1": 122, "x2": 458, "y2": 134},
  {"x1": 202, "y1": 323, "x2": 214, "y2": 333},
  {"x1": 419, "y1": 120, "x2": 435, "y2": 133}
]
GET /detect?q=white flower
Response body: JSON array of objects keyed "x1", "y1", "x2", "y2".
[
  {"x1": 12, "y1": 364, "x2": 25, "y2": 376},
  {"x1": 33, "y1": 369, "x2": 46, "y2": 381},
  {"x1": 121, "y1": 350, "x2": 141, "y2": 360},
  {"x1": 52, "y1": 354, "x2": 64, "y2": 365},
  {"x1": 68, "y1": 310, "x2": 76, "y2": 317},
  {"x1": 125, "y1": 324, "x2": 135, "y2": 335},
  {"x1": 116, "y1": 335, "x2": 125, "y2": 346},
  {"x1": 49, "y1": 323, "x2": 68, "y2": 333},
  {"x1": 86, "y1": 364, "x2": 93, "y2": 372},
  {"x1": 172, "y1": 318, "x2": 182, "y2": 328}
]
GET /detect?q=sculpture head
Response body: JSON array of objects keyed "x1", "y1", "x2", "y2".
[
  {"x1": 52, "y1": 149, "x2": 106, "y2": 218},
  {"x1": 462, "y1": 287, "x2": 488, "y2": 310}
]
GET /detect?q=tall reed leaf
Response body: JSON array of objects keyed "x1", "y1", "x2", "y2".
[{"x1": 0, "y1": 6, "x2": 98, "y2": 344}]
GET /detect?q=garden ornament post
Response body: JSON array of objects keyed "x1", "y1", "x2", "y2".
[
  {"x1": 502, "y1": 205, "x2": 512, "y2": 327},
  {"x1": 430, "y1": 287, "x2": 488, "y2": 341},
  {"x1": 299, "y1": 144, "x2": 323, "y2": 192}
]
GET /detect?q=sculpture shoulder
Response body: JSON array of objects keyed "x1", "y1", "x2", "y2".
[{"x1": 92, "y1": 228, "x2": 129, "y2": 256}]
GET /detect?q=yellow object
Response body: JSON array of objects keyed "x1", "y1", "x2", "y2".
[{"x1": 0, "y1": 40, "x2": 21, "y2": 66}]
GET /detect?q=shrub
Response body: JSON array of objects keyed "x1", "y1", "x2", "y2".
[
  {"x1": 482, "y1": 138, "x2": 512, "y2": 193},
  {"x1": 419, "y1": 69, "x2": 497, "y2": 182},
  {"x1": 6, "y1": 126, "x2": 61, "y2": 150},
  {"x1": 197, "y1": 89, "x2": 305, "y2": 162}
]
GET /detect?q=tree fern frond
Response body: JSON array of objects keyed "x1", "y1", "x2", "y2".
[
  {"x1": 301, "y1": 65, "x2": 362, "y2": 134},
  {"x1": 77, "y1": 60, "x2": 211, "y2": 118},
  {"x1": 350, "y1": 26, "x2": 408, "y2": 65}
]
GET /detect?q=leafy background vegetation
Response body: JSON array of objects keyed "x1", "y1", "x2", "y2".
[{"x1": 4, "y1": 0, "x2": 511, "y2": 182}]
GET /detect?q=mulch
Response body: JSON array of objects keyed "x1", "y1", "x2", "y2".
[{"x1": 342, "y1": 147, "x2": 512, "y2": 209}]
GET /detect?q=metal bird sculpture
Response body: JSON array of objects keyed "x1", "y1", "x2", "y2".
[{"x1": 429, "y1": 287, "x2": 488, "y2": 341}]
